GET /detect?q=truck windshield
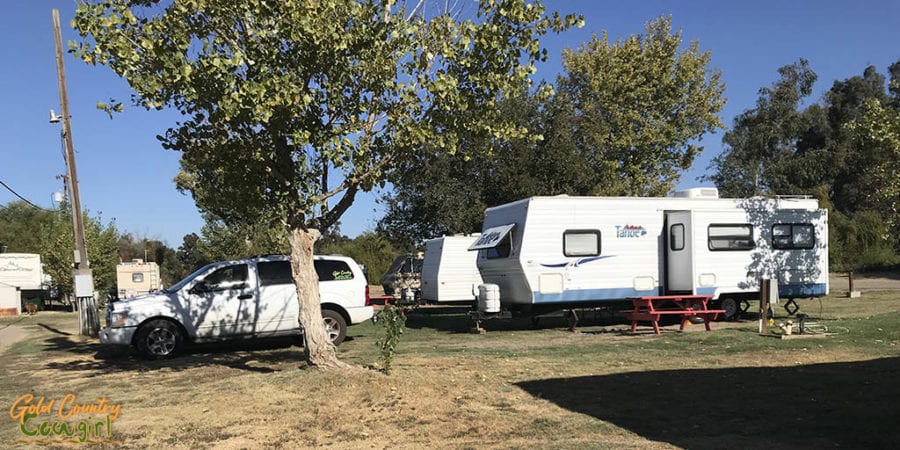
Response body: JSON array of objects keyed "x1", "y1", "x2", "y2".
[{"x1": 162, "y1": 263, "x2": 216, "y2": 293}]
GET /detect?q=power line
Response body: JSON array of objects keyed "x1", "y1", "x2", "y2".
[{"x1": 0, "y1": 178, "x2": 46, "y2": 210}]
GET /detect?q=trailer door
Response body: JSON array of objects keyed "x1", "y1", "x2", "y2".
[{"x1": 665, "y1": 211, "x2": 694, "y2": 293}]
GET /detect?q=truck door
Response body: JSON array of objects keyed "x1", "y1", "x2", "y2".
[
  {"x1": 665, "y1": 211, "x2": 694, "y2": 294},
  {"x1": 187, "y1": 263, "x2": 256, "y2": 338}
]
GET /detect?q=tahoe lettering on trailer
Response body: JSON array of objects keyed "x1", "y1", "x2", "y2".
[
  {"x1": 616, "y1": 225, "x2": 647, "y2": 238},
  {"x1": 474, "y1": 232, "x2": 502, "y2": 247}
]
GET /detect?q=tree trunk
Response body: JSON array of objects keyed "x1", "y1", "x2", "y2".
[{"x1": 288, "y1": 227, "x2": 351, "y2": 370}]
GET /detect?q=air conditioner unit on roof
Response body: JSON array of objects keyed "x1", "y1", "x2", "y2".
[{"x1": 671, "y1": 188, "x2": 719, "y2": 199}]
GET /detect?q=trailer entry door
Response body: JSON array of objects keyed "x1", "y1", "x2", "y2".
[{"x1": 666, "y1": 211, "x2": 694, "y2": 293}]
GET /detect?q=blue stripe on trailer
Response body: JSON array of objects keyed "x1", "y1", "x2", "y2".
[{"x1": 778, "y1": 283, "x2": 827, "y2": 297}]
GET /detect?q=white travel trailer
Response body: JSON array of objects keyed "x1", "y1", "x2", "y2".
[
  {"x1": 421, "y1": 235, "x2": 484, "y2": 303},
  {"x1": 470, "y1": 190, "x2": 828, "y2": 319}
]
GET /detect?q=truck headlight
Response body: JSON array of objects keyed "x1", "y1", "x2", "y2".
[{"x1": 109, "y1": 311, "x2": 127, "y2": 328}]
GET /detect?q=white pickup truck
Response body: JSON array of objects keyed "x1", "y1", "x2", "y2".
[{"x1": 101, "y1": 255, "x2": 374, "y2": 359}]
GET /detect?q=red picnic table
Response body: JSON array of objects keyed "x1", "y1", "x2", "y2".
[{"x1": 625, "y1": 295, "x2": 726, "y2": 335}]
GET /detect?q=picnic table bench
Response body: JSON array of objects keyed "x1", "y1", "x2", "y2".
[{"x1": 624, "y1": 295, "x2": 725, "y2": 335}]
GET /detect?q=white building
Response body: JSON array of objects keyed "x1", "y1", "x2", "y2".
[{"x1": 0, "y1": 281, "x2": 21, "y2": 316}]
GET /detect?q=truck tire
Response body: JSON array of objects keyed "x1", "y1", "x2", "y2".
[
  {"x1": 322, "y1": 309, "x2": 347, "y2": 345},
  {"x1": 135, "y1": 319, "x2": 184, "y2": 359}
]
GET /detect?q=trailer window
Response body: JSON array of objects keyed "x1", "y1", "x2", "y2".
[
  {"x1": 708, "y1": 224, "x2": 754, "y2": 251},
  {"x1": 563, "y1": 230, "x2": 601, "y2": 257},
  {"x1": 670, "y1": 224, "x2": 685, "y2": 251},
  {"x1": 132, "y1": 273, "x2": 144, "y2": 283},
  {"x1": 484, "y1": 234, "x2": 512, "y2": 259},
  {"x1": 772, "y1": 224, "x2": 815, "y2": 250}
]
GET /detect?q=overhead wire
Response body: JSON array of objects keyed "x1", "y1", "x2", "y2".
[{"x1": 0, "y1": 178, "x2": 48, "y2": 211}]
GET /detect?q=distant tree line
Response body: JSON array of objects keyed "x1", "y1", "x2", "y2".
[
  {"x1": 0, "y1": 204, "x2": 404, "y2": 296},
  {"x1": 0, "y1": 201, "x2": 117, "y2": 298}
]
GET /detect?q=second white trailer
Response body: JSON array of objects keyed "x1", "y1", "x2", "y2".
[{"x1": 421, "y1": 235, "x2": 484, "y2": 303}]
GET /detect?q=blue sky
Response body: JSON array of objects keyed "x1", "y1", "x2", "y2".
[{"x1": 1, "y1": 0, "x2": 898, "y2": 247}]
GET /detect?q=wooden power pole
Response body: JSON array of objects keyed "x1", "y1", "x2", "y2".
[{"x1": 53, "y1": 8, "x2": 98, "y2": 337}]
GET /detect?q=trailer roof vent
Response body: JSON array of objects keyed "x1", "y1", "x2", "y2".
[{"x1": 671, "y1": 187, "x2": 719, "y2": 199}]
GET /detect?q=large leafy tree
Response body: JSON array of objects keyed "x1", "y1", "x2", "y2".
[
  {"x1": 380, "y1": 15, "x2": 726, "y2": 245},
  {"x1": 704, "y1": 59, "x2": 820, "y2": 197},
  {"x1": 378, "y1": 89, "x2": 594, "y2": 245},
  {"x1": 557, "y1": 15, "x2": 726, "y2": 196},
  {"x1": 706, "y1": 59, "x2": 900, "y2": 269},
  {"x1": 73, "y1": 0, "x2": 579, "y2": 368},
  {"x1": 44, "y1": 208, "x2": 119, "y2": 297}
]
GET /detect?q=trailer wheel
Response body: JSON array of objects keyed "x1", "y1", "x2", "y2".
[{"x1": 719, "y1": 297, "x2": 740, "y2": 321}]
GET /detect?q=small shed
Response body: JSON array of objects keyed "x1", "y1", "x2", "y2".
[{"x1": 0, "y1": 282, "x2": 21, "y2": 316}]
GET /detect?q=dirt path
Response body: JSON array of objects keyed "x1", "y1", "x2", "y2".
[
  {"x1": 829, "y1": 271, "x2": 900, "y2": 292},
  {"x1": 0, "y1": 319, "x2": 30, "y2": 356}
]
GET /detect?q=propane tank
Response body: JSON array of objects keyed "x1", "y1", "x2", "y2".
[{"x1": 477, "y1": 284, "x2": 500, "y2": 313}]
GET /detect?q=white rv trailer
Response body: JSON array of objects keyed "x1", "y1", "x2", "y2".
[
  {"x1": 470, "y1": 190, "x2": 828, "y2": 318},
  {"x1": 421, "y1": 235, "x2": 484, "y2": 303}
]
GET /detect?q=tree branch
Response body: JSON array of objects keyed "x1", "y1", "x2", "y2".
[{"x1": 311, "y1": 184, "x2": 358, "y2": 230}]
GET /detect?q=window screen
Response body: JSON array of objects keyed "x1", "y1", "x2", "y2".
[
  {"x1": 708, "y1": 224, "x2": 754, "y2": 251},
  {"x1": 563, "y1": 230, "x2": 601, "y2": 257},
  {"x1": 670, "y1": 224, "x2": 685, "y2": 251}
]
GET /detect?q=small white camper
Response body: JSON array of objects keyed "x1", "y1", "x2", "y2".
[
  {"x1": 469, "y1": 191, "x2": 828, "y2": 319},
  {"x1": 421, "y1": 235, "x2": 484, "y2": 303}
]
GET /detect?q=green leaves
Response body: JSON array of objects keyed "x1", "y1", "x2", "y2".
[
  {"x1": 375, "y1": 304, "x2": 407, "y2": 375},
  {"x1": 95, "y1": 98, "x2": 123, "y2": 119},
  {"x1": 72, "y1": 0, "x2": 578, "y2": 234},
  {"x1": 557, "y1": 15, "x2": 725, "y2": 196},
  {"x1": 706, "y1": 59, "x2": 900, "y2": 269}
]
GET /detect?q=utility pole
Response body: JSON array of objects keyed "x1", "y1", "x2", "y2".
[{"x1": 53, "y1": 8, "x2": 98, "y2": 337}]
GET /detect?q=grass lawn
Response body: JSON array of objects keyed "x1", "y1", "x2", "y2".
[{"x1": 1, "y1": 292, "x2": 898, "y2": 449}]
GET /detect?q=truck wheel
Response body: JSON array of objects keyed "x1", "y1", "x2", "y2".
[
  {"x1": 322, "y1": 309, "x2": 347, "y2": 345},
  {"x1": 135, "y1": 319, "x2": 184, "y2": 359},
  {"x1": 719, "y1": 297, "x2": 740, "y2": 321}
]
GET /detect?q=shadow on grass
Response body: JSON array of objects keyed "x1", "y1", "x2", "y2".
[
  {"x1": 403, "y1": 305, "x2": 627, "y2": 333},
  {"x1": 516, "y1": 357, "x2": 900, "y2": 449},
  {"x1": 40, "y1": 335, "x2": 305, "y2": 377},
  {"x1": 36, "y1": 323, "x2": 72, "y2": 336}
]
